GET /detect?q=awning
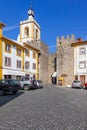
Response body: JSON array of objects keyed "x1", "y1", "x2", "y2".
[{"x1": 52, "y1": 72, "x2": 57, "y2": 77}]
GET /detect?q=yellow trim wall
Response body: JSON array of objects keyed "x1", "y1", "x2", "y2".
[
  {"x1": 36, "y1": 52, "x2": 39, "y2": 80},
  {"x1": 0, "y1": 27, "x2": 2, "y2": 37},
  {"x1": 2, "y1": 36, "x2": 25, "y2": 74},
  {"x1": 24, "y1": 43, "x2": 39, "y2": 79},
  {"x1": 4, "y1": 43, "x2": 11, "y2": 54},
  {"x1": 22, "y1": 49, "x2": 24, "y2": 72},
  {"x1": 0, "y1": 23, "x2": 5, "y2": 79},
  {"x1": 0, "y1": 38, "x2": 3, "y2": 79}
]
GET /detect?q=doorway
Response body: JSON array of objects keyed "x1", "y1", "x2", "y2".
[{"x1": 80, "y1": 75, "x2": 85, "y2": 84}]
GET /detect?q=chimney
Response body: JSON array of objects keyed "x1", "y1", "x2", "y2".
[
  {"x1": 0, "y1": 22, "x2": 5, "y2": 37},
  {"x1": 77, "y1": 38, "x2": 82, "y2": 42}
]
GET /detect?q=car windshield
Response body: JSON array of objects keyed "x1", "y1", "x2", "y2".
[
  {"x1": 21, "y1": 77, "x2": 30, "y2": 81},
  {"x1": 12, "y1": 80, "x2": 19, "y2": 84},
  {"x1": 73, "y1": 80, "x2": 80, "y2": 83},
  {"x1": 7, "y1": 80, "x2": 14, "y2": 84}
]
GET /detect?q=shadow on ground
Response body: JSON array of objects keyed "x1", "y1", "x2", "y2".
[{"x1": 0, "y1": 90, "x2": 24, "y2": 107}]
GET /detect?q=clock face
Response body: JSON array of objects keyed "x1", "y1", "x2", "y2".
[
  {"x1": 28, "y1": 10, "x2": 34, "y2": 16},
  {"x1": 28, "y1": 10, "x2": 32, "y2": 14}
]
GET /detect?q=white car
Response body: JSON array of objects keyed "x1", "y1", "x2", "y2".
[{"x1": 72, "y1": 80, "x2": 83, "y2": 89}]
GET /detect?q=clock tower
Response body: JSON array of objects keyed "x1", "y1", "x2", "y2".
[
  {"x1": 18, "y1": 8, "x2": 41, "y2": 42},
  {"x1": 28, "y1": 8, "x2": 34, "y2": 20}
]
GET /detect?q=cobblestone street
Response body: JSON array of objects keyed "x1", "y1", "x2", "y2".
[{"x1": 0, "y1": 86, "x2": 87, "y2": 130}]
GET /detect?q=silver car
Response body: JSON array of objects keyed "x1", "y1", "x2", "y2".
[
  {"x1": 34, "y1": 80, "x2": 43, "y2": 89},
  {"x1": 18, "y1": 77, "x2": 34, "y2": 90},
  {"x1": 72, "y1": 80, "x2": 83, "y2": 89}
]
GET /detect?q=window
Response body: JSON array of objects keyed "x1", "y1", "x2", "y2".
[
  {"x1": 25, "y1": 27, "x2": 29, "y2": 37},
  {"x1": 17, "y1": 60, "x2": 21, "y2": 69},
  {"x1": 33, "y1": 63, "x2": 36, "y2": 69},
  {"x1": 79, "y1": 61, "x2": 86, "y2": 69},
  {"x1": 25, "y1": 49, "x2": 29, "y2": 56},
  {"x1": 5, "y1": 57, "x2": 11, "y2": 67},
  {"x1": 79, "y1": 47, "x2": 86, "y2": 55},
  {"x1": 25, "y1": 61, "x2": 30, "y2": 70},
  {"x1": 17, "y1": 48, "x2": 21, "y2": 56},
  {"x1": 5, "y1": 43, "x2": 11, "y2": 53},
  {"x1": 33, "y1": 52, "x2": 36, "y2": 59},
  {"x1": 36, "y1": 29, "x2": 38, "y2": 39}
]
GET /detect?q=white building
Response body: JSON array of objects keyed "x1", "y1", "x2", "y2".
[{"x1": 72, "y1": 40, "x2": 87, "y2": 83}]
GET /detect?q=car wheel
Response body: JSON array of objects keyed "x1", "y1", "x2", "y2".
[
  {"x1": 24, "y1": 85, "x2": 30, "y2": 91},
  {"x1": 12, "y1": 91, "x2": 17, "y2": 94},
  {"x1": 84, "y1": 86, "x2": 87, "y2": 89},
  {"x1": 81, "y1": 86, "x2": 83, "y2": 89}
]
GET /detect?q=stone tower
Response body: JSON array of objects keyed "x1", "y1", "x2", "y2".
[
  {"x1": 48, "y1": 53, "x2": 57, "y2": 84},
  {"x1": 56, "y1": 34, "x2": 76, "y2": 86}
]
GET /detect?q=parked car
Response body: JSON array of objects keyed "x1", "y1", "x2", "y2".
[
  {"x1": 34, "y1": 80, "x2": 43, "y2": 89},
  {"x1": 12, "y1": 79, "x2": 20, "y2": 84},
  {"x1": 19, "y1": 77, "x2": 37, "y2": 90},
  {"x1": 0, "y1": 79, "x2": 20, "y2": 95},
  {"x1": 71, "y1": 80, "x2": 83, "y2": 89},
  {"x1": 84, "y1": 82, "x2": 87, "y2": 89}
]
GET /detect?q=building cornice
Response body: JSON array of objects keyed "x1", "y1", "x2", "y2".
[
  {"x1": 1, "y1": 36, "x2": 26, "y2": 49},
  {"x1": 20, "y1": 19, "x2": 40, "y2": 30},
  {"x1": 71, "y1": 41, "x2": 87, "y2": 47},
  {"x1": 0, "y1": 22, "x2": 5, "y2": 28}
]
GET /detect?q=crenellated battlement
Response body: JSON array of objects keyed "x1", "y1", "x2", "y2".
[
  {"x1": 25, "y1": 40, "x2": 48, "y2": 54},
  {"x1": 40, "y1": 41, "x2": 48, "y2": 54},
  {"x1": 56, "y1": 34, "x2": 76, "y2": 86},
  {"x1": 56, "y1": 34, "x2": 76, "y2": 45}
]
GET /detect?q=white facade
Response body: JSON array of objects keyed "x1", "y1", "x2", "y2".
[
  {"x1": 74, "y1": 44, "x2": 87, "y2": 82},
  {"x1": 2, "y1": 40, "x2": 38, "y2": 79},
  {"x1": 24, "y1": 49, "x2": 37, "y2": 77},
  {"x1": 2, "y1": 41, "x2": 25, "y2": 79}
]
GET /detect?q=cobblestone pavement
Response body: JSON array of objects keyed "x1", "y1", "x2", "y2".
[{"x1": 0, "y1": 86, "x2": 87, "y2": 130}]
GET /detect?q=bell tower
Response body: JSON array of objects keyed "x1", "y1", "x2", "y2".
[{"x1": 18, "y1": 8, "x2": 41, "y2": 42}]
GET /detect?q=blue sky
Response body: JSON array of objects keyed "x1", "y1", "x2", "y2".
[{"x1": 0, "y1": 0, "x2": 87, "y2": 52}]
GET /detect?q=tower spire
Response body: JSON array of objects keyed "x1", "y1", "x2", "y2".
[
  {"x1": 30, "y1": 0, "x2": 32, "y2": 9},
  {"x1": 28, "y1": 0, "x2": 34, "y2": 20}
]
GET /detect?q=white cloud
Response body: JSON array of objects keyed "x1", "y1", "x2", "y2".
[
  {"x1": 49, "y1": 45, "x2": 56, "y2": 48},
  {"x1": 3, "y1": 25, "x2": 19, "y2": 32}
]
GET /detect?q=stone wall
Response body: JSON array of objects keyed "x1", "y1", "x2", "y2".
[
  {"x1": 28, "y1": 40, "x2": 49, "y2": 84},
  {"x1": 27, "y1": 40, "x2": 49, "y2": 84},
  {"x1": 48, "y1": 53, "x2": 57, "y2": 84},
  {"x1": 26, "y1": 34, "x2": 77, "y2": 86},
  {"x1": 56, "y1": 34, "x2": 76, "y2": 86},
  {"x1": 38, "y1": 41, "x2": 49, "y2": 84}
]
